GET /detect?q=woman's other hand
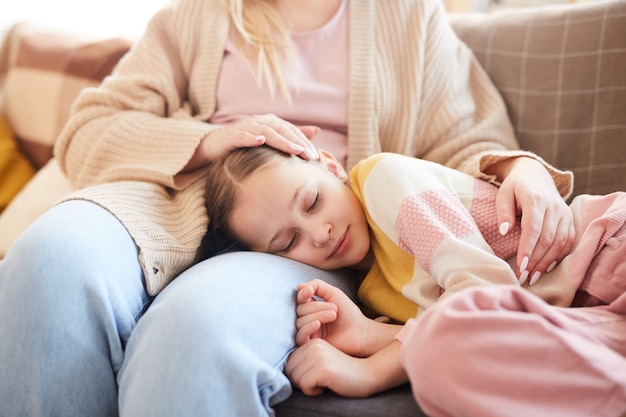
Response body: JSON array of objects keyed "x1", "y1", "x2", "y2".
[
  {"x1": 491, "y1": 157, "x2": 575, "y2": 285},
  {"x1": 184, "y1": 114, "x2": 319, "y2": 172}
]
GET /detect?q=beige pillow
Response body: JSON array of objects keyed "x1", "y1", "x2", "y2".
[
  {"x1": 450, "y1": 0, "x2": 626, "y2": 198},
  {"x1": 0, "y1": 22, "x2": 131, "y2": 169}
]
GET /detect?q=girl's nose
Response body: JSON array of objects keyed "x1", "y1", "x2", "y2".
[{"x1": 313, "y1": 223, "x2": 333, "y2": 248}]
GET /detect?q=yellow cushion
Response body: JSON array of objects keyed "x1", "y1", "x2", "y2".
[{"x1": 0, "y1": 116, "x2": 35, "y2": 213}]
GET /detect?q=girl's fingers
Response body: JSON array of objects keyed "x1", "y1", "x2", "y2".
[{"x1": 294, "y1": 319, "x2": 322, "y2": 345}]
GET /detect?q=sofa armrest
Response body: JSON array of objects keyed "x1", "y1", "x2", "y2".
[{"x1": 449, "y1": 0, "x2": 626, "y2": 198}]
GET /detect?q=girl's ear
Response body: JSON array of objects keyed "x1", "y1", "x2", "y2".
[{"x1": 318, "y1": 149, "x2": 348, "y2": 183}]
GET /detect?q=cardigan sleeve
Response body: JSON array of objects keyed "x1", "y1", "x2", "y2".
[
  {"x1": 414, "y1": 0, "x2": 574, "y2": 198},
  {"x1": 54, "y1": 0, "x2": 228, "y2": 191},
  {"x1": 359, "y1": 0, "x2": 573, "y2": 199}
]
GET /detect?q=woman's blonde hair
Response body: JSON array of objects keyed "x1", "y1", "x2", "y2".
[{"x1": 220, "y1": 0, "x2": 294, "y2": 101}]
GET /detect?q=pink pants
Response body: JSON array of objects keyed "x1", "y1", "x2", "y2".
[{"x1": 399, "y1": 285, "x2": 626, "y2": 417}]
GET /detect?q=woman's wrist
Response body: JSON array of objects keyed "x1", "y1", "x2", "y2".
[{"x1": 485, "y1": 155, "x2": 545, "y2": 183}]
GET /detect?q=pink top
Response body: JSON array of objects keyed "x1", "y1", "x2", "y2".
[{"x1": 211, "y1": 0, "x2": 349, "y2": 166}]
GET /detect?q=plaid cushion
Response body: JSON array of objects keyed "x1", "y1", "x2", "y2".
[
  {"x1": 450, "y1": 0, "x2": 626, "y2": 198},
  {"x1": 0, "y1": 22, "x2": 131, "y2": 169}
]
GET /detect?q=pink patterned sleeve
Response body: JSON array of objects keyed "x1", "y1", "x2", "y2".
[{"x1": 395, "y1": 180, "x2": 520, "y2": 298}]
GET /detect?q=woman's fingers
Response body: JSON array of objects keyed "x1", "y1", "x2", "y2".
[
  {"x1": 254, "y1": 114, "x2": 319, "y2": 160},
  {"x1": 495, "y1": 157, "x2": 575, "y2": 283},
  {"x1": 199, "y1": 114, "x2": 320, "y2": 164}
]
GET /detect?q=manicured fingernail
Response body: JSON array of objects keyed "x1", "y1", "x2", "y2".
[
  {"x1": 499, "y1": 222, "x2": 510, "y2": 236},
  {"x1": 289, "y1": 142, "x2": 305, "y2": 152},
  {"x1": 304, "y1": 148, "x2": 317, "y2": 160},
  {"x1": 546, "y1": 261, "x2": 557, "y2": 273},
  {"x1": 520, "y1": 256, "x2": 529, "y2": 273},
  {"x1": 529, "y1": 271, "x2": 541, "y2": 286},
  {"x1": 519, "y1": 270, "x2": 529, "y2": 286}
]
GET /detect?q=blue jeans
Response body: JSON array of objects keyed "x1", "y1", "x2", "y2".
[{"x1": 0, "y1": 201, "x2": 356, "y2": 416}]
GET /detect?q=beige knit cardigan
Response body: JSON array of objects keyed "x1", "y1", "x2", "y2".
[{"x1": 54, "y1": 0, "x2": 573, "y2": 295}]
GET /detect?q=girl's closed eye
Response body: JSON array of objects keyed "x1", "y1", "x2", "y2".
[
  {"x1": 307, "y1": 191, "x2": 321, "y2": 213},
  {"x1": 280, "y1": 232, "x2": 299, "y2": 253}
]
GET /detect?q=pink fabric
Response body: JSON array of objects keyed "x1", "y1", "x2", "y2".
[
  {"x1": 568, "y1": 193, "x2": 626, "y2": 307},
  {"x1": 398, "y1": 286, "x2": 626, "y2": 417},
  {"x1": 396, "y1": 180, "x2": 522, "y2": 274},
  {"x1": 211, "y1": 0, "x2": 349, "y2": 166},
  {"x1": 469, "y1": 179, "x2": 520, "y2": 259},
  {"x1": 397, "y1": 189, "x2": 476, "y2": 273}
]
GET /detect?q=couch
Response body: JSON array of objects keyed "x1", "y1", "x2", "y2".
[{"x1": 0, "y1": 0, "x2": 625, "y2": 415}]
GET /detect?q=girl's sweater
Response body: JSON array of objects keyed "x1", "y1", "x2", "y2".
[{"x1": 351, "y1": 153, "x2": 624, "y2": 322}]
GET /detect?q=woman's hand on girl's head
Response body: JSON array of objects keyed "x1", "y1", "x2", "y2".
[
  {"x1": 185, "y1": 114, "x2": 320, "y2": 171},
  {"x1": 492, "y1": 157, "x2": 575, "y2": 284}
]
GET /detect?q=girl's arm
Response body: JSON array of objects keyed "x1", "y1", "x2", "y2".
[{"x1": 285, "y1": 338, "x2": 408, "y2": 398}]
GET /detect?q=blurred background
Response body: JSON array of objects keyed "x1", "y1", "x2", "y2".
[
  {"x1": 0, "y1": 0, "x2": 603, "y2": 41},
  {"x1": 0, "y1": 0, "x2": 167, "y2": 39}
]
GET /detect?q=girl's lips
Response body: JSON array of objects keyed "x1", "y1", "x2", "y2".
[{"x1": 329, "y1": 227, "x2": 350, "y2": 259}]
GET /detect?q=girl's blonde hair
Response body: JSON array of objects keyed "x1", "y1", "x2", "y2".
[
  {"x1": 220, "y1": 0, "x2": 294, "y2": 101},
  {"x1": 204, "y1": 146, "x2": 290, "y2": 252}
]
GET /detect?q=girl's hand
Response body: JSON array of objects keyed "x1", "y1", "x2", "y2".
[
  {"x1": 285, "y1": 339, "x2": 378, "y2": 398},
  {"x1": 294, "y1": 279, "x2": 399, "y2": 358},
  {"x1": 185, "y1": 114, "x2": 319, "y2": 171},
  {"x1": 285, "y1": 339, "x2": 408, "y2": 398},
  {"x1": 493, "y1": 157, "x2": 575, "y2": 285},
  {"x1": 294, "y1": 279, "x2": 370, "y2": 357}
]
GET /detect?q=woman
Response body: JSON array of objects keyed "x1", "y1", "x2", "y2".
[{"x1": 0, "y1": 0, "x2": 575, "y2": 416}]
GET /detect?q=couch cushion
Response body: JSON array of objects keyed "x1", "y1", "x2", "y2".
[
  {"x1": 275, "y1": 384, "x2": 428, "y2": 417},
  {"x1": 0, "y1": 22, "x2": 131, "y2": 169},
  {"x1": 450, "y1": 0, "x2": 626, "y2": 198}
]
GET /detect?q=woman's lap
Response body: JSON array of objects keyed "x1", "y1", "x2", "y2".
[
  {"x1": 0, "y1": 200, "x2": 147, "y2": 417},
  {"x1": 120, "y1": 252, "x2": 357, "y2": 416},
  {"x1": 0, "y1": 200, "x2": 357, "y2": 417}
]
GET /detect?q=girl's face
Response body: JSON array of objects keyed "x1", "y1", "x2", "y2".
[{"x1": 229, "y1": 155, "x2": 371, "y2": 271}]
